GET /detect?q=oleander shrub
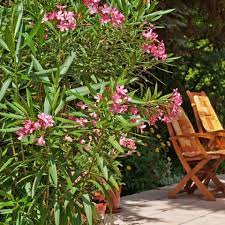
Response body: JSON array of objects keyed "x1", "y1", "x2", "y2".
[{"x1": 0, "y1": 1, "x2": 181, "y2": 224}]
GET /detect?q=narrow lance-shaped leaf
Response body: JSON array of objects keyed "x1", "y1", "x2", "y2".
[
  {"x1": 54, "y1": 200, "x2": 60, "y2": 225},
  {"x1": 14, "y1": 3, "x2": 23, "y2": 37},
  {"x1": 49, "y1": 157, "x2": 58, "y2": 187},
  {"x1": 108, "y1": 136, "x2": 124, "y2": 153},
  {"x1": 0, "y1": 79, "x2": 12, "y2": 102},
  {"x1": 32, "y1": 166, "x2": 44, "y2": 198},
  {"x1": 59, "y1": 51, "x2": 76, "y2": 76},
  {"x1": 83, "y1": 194, "x2": 92, "y2": 225}
]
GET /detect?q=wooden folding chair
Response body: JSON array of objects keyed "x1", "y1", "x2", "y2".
[
  {"x1": 167, "y1": 108, "x2": 225, "y2": 201},
  {"x1": 186, "y1": 90, "x2": 225, "y2": 149}
]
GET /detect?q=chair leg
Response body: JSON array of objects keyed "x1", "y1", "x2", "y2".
[
  {"x1": 191, "y1": 175, "x2": 215, "y2": 201},
  {"x1": 208, "y1": 171, "x2": 225, "y2": 195},
  {"x1": 203, "y1": 157, "x2": 225, "y2": 193},
  {"x1": 168, "y1": 159, "x2": 210, "y2": 199},
  {"x1": 190, "y1": 158, "x2": 224, "y2": 193},
  {"x1": 188, "y1": 172, "x2": 206, "y2": 194}
]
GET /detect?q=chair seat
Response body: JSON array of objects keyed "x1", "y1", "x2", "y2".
[
  {"x1": 182, "y1": 150, "x2": 225, "y2": 161},
  {"x1": 207, "y1": 149, "x2": 225, "y2": 155}
]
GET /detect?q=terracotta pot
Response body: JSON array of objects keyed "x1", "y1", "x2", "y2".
[
  {"x1": 93, "y1": 191, "x2": 105, "y2": 202},
  {"x1": 96, "y1": 202, "x2": 107, "y2": 216},
  {"x1": 106, "y1": 187, "x2": 121, "y2": 213}
]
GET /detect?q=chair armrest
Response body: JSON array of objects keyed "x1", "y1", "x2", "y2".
[
  {"x1": 169, "y1": 132, "x2": 214, "y2": 141},
  {"x1": 206, "y1": 130, "x2": 225, "y2": 137}
]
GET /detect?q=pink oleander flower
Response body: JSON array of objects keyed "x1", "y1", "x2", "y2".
[
  {"x1": 37, "y1": 136, "x2": 46, "y2": 146},
  {"x1": 99, "y1": 3, "x2": 111, "y2": 14},
  {"x1": 116, "y1": 85, "x2": 128, "y2": 96},
  {"x1": 142, "y1": 26, "x2": 158, "y2": 41},
  {"x1": 64, "y1": 135, "x2": 73, "y2": 142},
  {"x1": 110, "y1": 85, "x2": 131, "y2": 114},
  {"x1": 93, "y1": 128, "x2": 101, "y2": 136},
  {"x1": 142, "y1": 42, "x2": 167, "y2": 61},
  {"x1": 141, "y1": 24, "x2": 167, "y2": 61},
  {"x1": 90, "y1": 112, "x2": 98, "y2": 119},
  {"x1": 110, "y1": 103, "x2": 128, "y2": 114},
  {"x1": 80, "y1": 139, "x2": 86, "y2": 144},
  {"x1": 37, "y1": 113, "x2": 54, "y2": 128},
  {"x1": 42, "y1": 6, "x2": 76, "y2": 32},
  {"x1": 16, "y1": 120, "x2": 40, "y2": 140},
  {"x1": 130, "y1": 106, "x2": 138, "y2": 115},
  {"x1": 169, "y1": 88, "x2": 183, "y2": 118},
  {"x1": 112, "y1": 93, "x2": 123, "y2": 104},
  {"x1": 77, "y1": 101, "x2": 88, "y2": 109},
  {"x1": 149, "y1": 89, "x2": 182, "y2": 125},
  {"x1": 91, "y1": 120, "x2": 98, "y2": 126},
  {"x1": 83, "y1": 0, "x2": 101, "y2": 14},
  {"x1": 98, "y1": 4, "x2": 125, "y2": 26},
  {"x1": 56, "y1": 10, "x2": 65, "y2": 21},
  {"x1": 130, "y1": 115, "x2": 141, "y2": 124},
  {"x1": 42, "y1": 11, "x2": 57, "y2": 22},
  {"x1": 141, "y1": 43, "x2": 151, "y2": 54},
  {"x1": 57, "y1": 22, "x2": 69, "y2": 32},
  {"x1": 137, "y1": 122, "x2": 146, "y2": 134},
  {"x1": 63, "y1": 11, "x2": 75, "y2": 22},
  {"x1": 100, "y1": 14, "x2": 111, "y2": 24},
  {"x1": 161, "y1": 116, "x2": 171, "y2": 123},
  {"x1": 149, "y1": 113, "x2": 159, "y2": 126},
  {"x1": 94, "y1": 94, "x2": 103, "y2": 103},
  {"x1": 57, "y1": 5, "x2": 66, "y2": 10},
  {"x1": 119, "y1": 137, "x2": 136, "y2": 150},
  {"x1": 111, "y1": 9, "x2": 125, "y2": 26},
  {"x1": 74, "y1": 117, "x2": 88, "y2": 127}
]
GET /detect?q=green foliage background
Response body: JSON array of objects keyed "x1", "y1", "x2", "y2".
[{"x1": 121, "y1": 0, "x2": 225, "y2": 195}]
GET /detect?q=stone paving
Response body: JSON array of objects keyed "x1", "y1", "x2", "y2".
[{"x1": 107, "y1": 175, "x2": 225, "y2": 225}]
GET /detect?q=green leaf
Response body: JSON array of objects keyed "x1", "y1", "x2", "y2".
[
  {"x1": 108, "y1": 136, "x2": 124, "y2": 153},
  {"x1": 31, "y1": 54, "x2": 44, "y2": 71},
  {"x1": 5, "y1": 25, "x2": 15, "y2": 54},
  {"x1": 83, "y1": 194, "x2": 92, "y2": 225},
  {"x1": 0, "y1": 38, "x2": 10, "y2": 51},
  {"x1": 97, "y1": 154, "x2": 108, "y2": 180},
  {"x1": 0, "y1": 112, "x2": 25, "y2": 120},
  {"x1": 0, "y1": 79, "x2": 12, "y2": 102},
  {"x1": 59, "y1": 51, "x2": 76, "y2": 76},
  {"x1": 66, "y1": 82, "x2": 109, "y2": 101},
  {"x1": 0, "y1": 158, "x2": 14, "y2": 173},
  {"x1": 49, "y1": 157, "x2": 58, "y2": 187},
  {"x1": 0, "y1": 127, "x2": 20, "y2": 133},
  {"x1": 14, "y1": 3, "x2": 23, "y2": 37},
  {"x1": 32, "y1": 166, "x2": 44, "y2": 198},
  {"x1": 0, "y1": 190, "x2": 13, "y2": 200},
  {"x1": 144, "y1": 8, "x2": 175, "y2": 21},
  {"x1": 54, "y1": 201, "x2": 60, "y2": 225}
]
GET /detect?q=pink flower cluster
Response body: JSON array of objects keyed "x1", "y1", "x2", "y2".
[
  {"x1": 16, "y1": 113, "x2": 54, "y2": 145},
  {"x1": 141, "y1": 25, "x2": 167, "y2": 61},
  {"x1": 83, "y1": 1, "x2": 125, "y2": 26},
  {"x1": 83, "y1": 0, "x2": 100, "y2": 14},
  {"x1": 149, "y1": 89, "x2": 183, "y2": 125},
  {"x1": 42, "y1": 5, "x2": 76, "y2": 32},
  {"x1": 68, "y1": 116, "x2": 88, "y2": 127},
  {"x1": 98, "y1": 4, "x2": 125, "y2": 26},
  {"x1": 119, "y1": 137, "x2": 136, "y2": 150},
  {"x1": 168, "y1": 88, "x2": 183, "y2": 118},
  {"x1": 110, "y1": 85, "x2": 131, "y2": 114}
]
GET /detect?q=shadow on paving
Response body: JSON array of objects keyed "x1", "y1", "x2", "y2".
[{"x1": 109, "y1": 174, "x2": 225, "y2": 225}]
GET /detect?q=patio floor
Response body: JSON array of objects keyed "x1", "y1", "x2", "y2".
[{"x1": 106, "y1": 175, "x2": 225, "y2": 225}]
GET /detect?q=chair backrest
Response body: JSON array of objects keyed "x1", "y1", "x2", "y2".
[
  {"x1": 186, "y1": 90, "x2": 223, "y2": 132},
  {"x1": 167, "y1": 107, "x2": 204, "y2": 155}
]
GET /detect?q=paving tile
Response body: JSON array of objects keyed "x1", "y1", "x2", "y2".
[{"x1": 109, "y1": 175, "x2": 225, "y2": 225}]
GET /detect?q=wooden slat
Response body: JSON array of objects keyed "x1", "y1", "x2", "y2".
[
  {"x1": 170, "y1": 108, "x2": 205, "y2": 154},
  {"x1": 194, "y1": 95, "x2": 223, "y2": 131}
]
